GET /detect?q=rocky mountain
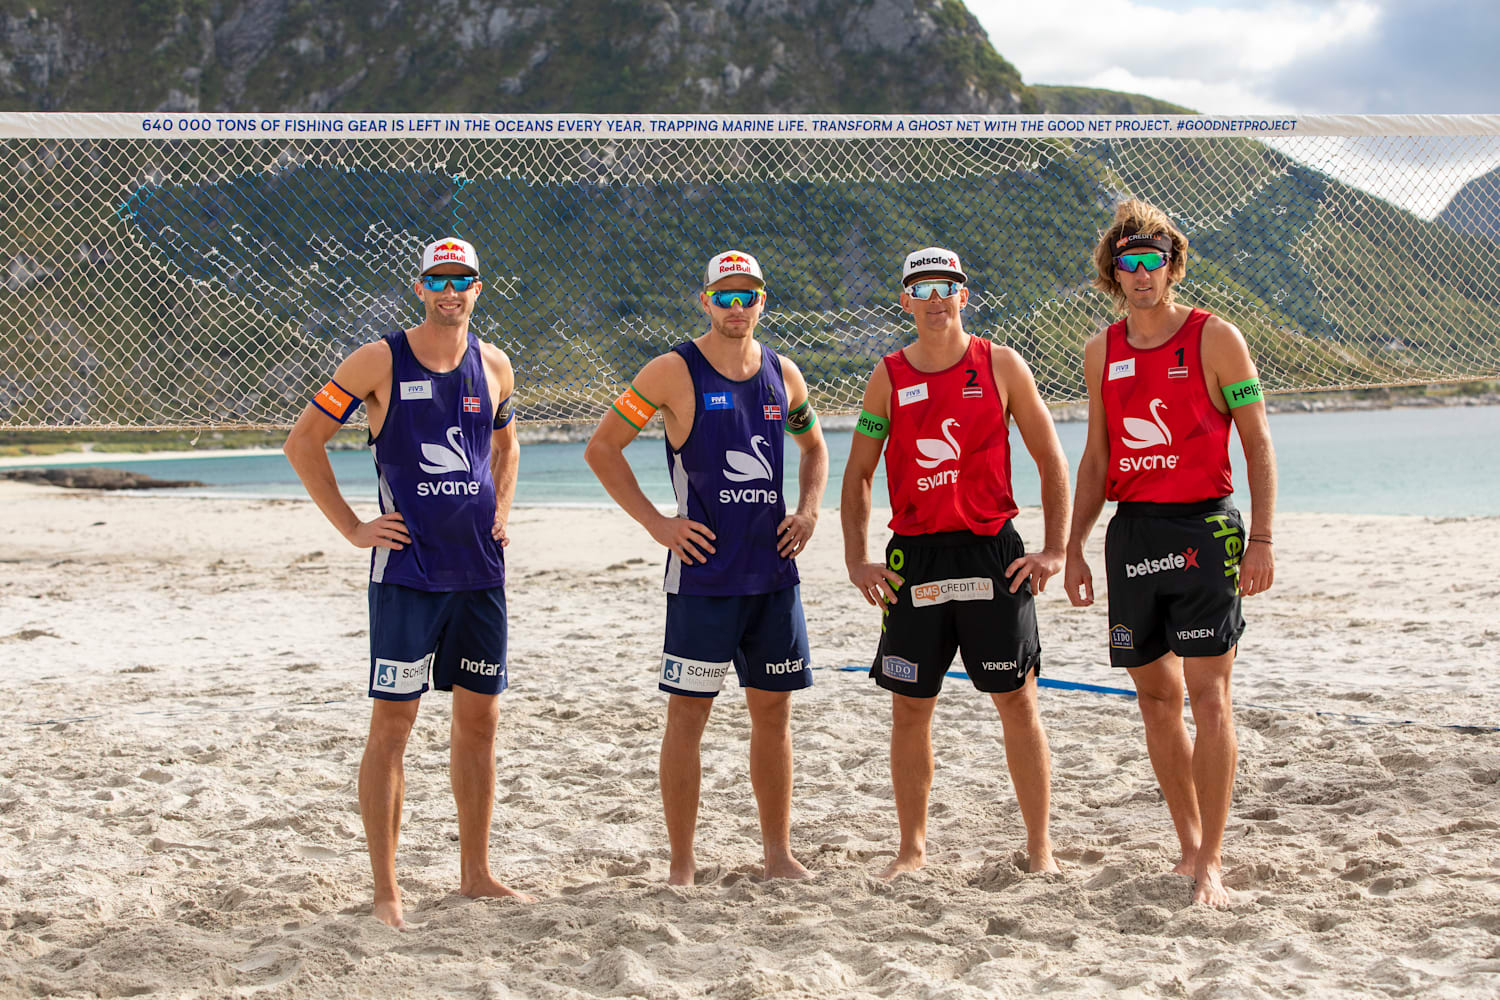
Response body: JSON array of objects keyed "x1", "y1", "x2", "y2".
[
  {"x1": 0, "y1": 0, "x2": 1036, "y2": 114},
  {"x1": 1437, "y1": 164, "x2": 1500, "y2": 243}
]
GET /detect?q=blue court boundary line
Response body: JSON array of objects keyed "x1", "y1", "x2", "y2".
[
  {"x1": 18, "y1": 676, "x2": 1497, "y2": 734},
  {"x1": 827, "y1": 665, "x2": 1500, "y2": 734}
]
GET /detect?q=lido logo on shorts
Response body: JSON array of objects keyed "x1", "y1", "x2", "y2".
[
  {"x1": 911, "y1": 577, "x2": 993, "y2": 607},
  {"x1": 882, "y1": 655, "x2": 919, "y2": 682},
  {"x1": 1110, "y1": 624, "x2": 1133, "y2": 649}
]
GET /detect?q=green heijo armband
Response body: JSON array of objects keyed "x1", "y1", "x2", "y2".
[
  {"x1": 1222, "y1": 377, "x2": 1263, "y2": 409},
  {"x1": 856, "y1": 409, "x2": 889, "y2": 439}
]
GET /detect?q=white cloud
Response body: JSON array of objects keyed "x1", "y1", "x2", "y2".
[{"x1": 971, "y1": 0, "x2": 1381, "y2": 112}]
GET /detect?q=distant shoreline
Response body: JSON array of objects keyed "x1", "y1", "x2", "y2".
[{"x1": 1, "y1": 391, "x2": 1496, "y2": 460}]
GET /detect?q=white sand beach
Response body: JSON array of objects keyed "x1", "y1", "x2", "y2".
[{"x1": 2, "y1": 481, "x2": 1498, "y2": 999}]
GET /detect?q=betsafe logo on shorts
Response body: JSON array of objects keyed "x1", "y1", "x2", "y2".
[{"x1": 1124, "y1": 546, "x2": 1199, "y2": 578}]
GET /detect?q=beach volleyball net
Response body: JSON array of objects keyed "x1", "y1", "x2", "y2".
[{"x1": 3, "y1": 112, "x2": 1500, "y2": 429}]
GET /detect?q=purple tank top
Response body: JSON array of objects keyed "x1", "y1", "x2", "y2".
[
  {"x1": 663, "y1": 341, "x2": 799, "y2": 596},
  {"x1": 368, "y1": 329, "x2": 505, "y2": 591}
]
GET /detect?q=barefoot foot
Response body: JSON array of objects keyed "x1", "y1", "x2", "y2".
[
  {"x1": 460, "y1": 875, "x2": 537, "y2": 904},
  {"x1": 763, "y1": 854, "x2": 813, "y2": 880},
  {"x1": 372, "y1": 898, "x2": 406, "y2": 930},
  {"x1": 1192, "y1": 864, "x2": 1230, "y2": 908},
  {"x1": 878, "y1": 851, "x2": 926, "y2": 880},
  {"x1": 667, "y1": 860, "x2": 696, "y2": 887}
]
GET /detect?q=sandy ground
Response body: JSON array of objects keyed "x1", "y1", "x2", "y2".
[{"x1": 2, "y1": 481, "x2": 1498, "y2": 999}]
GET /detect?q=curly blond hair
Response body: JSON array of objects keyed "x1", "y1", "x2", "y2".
[{"x1": 1092, "y1": 199, "x2": 1189, "y2": 310}]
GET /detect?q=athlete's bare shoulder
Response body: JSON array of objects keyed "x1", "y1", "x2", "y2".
[{"x1": 333, "y1": 338, "x2": 395, "y2": 398}]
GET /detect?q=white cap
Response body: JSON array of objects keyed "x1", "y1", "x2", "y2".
[
  {"x1": 420, "y1": 238, "x2": 480, "y2": 275},
  {"x1": 704, "y1": 250, "x2": 765, "y2": 288},
  {"x1": 902, "y1": 247, "x2": 966, "y2": 285}
]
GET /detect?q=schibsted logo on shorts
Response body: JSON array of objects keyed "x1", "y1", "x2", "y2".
[
  {"x1": 1110, "y1": 624, "x2": 1133, "y2": 649},
  {"x1": 911, "y1": 577, "x2": 993, "y2": 607},
  {"x1": 661, "y1": 654, "x2": 731, "y2": 694},
  {"x1": 374, "y1": 653, "x2": 432, "y2": 695},
  {"x1": 882, "y1": 655, "x2": 918, "y2": 682}
]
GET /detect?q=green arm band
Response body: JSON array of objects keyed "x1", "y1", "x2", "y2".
[
  {"x1": 855, "y1": 409, "x2": 889, "y2": 440},
  {"x1": 1222, "y1": 377, "x2": 1264, "y2": 409},
  {"x1": 786, "y1": 400, "x2": 817, "y2": 435}
]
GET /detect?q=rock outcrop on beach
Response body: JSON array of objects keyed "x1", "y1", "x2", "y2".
[
  {"x1": 0, "y1": 0, "x2": 1033, "y2": 114},
  {"x1": 0, "y1": 466, "x2": 204, "y2": 489}
]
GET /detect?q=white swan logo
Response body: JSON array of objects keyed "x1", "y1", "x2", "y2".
[
  {"x1": 915, "y1": 418, "x2": 961, "y2": 469},
  {"x1": 720, "y1": 435, "x2": 778, "y2": 504},
  {"x1": 417, "y1": 427, "x2": 480, "y2": 496},
  {"x1": 420, "y1": 427, "x2": 470, "y2": 475},
  {"x1": 723, "y1": 435, "x2": 773, "y2": 482},
  {"x1": 1122, "y1": 399, "x2": 1172, "y2": 450},
  {"x1": 1116, "y1": 399, "x2": 1179, "y2": 474}
]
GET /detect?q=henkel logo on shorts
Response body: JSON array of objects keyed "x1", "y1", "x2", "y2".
[
  {"x1": 911, "y1": 577, "x2": 993, "y2": 607},
  {"x1": 882, "y1": 655, "x2": 918, "y2": 682},
  {"x1": 661, "y1": 654, "x2": 732, "y2": 694},
  {"x1": 374, "y1": 653, "x2": 432, "y2": 695},
  {"x1": 1124, "y1": 547, "x2": 1199, "y2": 578}
]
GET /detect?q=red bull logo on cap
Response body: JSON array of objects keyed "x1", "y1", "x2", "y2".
[{"x1": 721, "y1": 253, "x2": 749, "y2": 263}]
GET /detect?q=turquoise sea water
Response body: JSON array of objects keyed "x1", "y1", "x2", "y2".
[{"x1": 10, "y1": 404, "x2": 1500, "y2": 516}]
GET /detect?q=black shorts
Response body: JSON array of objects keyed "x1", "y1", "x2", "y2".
[
  {"x1": 1104, "y1": 498, "x2": 1246, "y2": 668},
  {"x1": 868, "y1": 524, "x2": 1041, "y2": 699}
]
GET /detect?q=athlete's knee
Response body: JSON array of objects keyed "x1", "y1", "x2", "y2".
[
  {"x1": 665, "y1": 694, "x2": 714, "y2": 735},
  {"x1": 746, "y1": 689, "x2": 792, "y2": 730},
  {"x1": 452, "y1": 683, "x2": 500, "y2": 724},
  {"x1": 890, "y1": 693, "x2": 936, "y2": 732},
  {"x1": 368, "y1": 698, "x2": 420, "y2": 752}
]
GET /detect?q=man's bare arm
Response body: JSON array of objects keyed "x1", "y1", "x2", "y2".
[{"x1": 283, "y1": 342, "x2": 410, "y2": 550}]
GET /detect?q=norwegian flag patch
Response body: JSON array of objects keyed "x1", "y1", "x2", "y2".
[
  {"x1": 763, "y1": 404, "x2": 782, "y2": 420},
  {"x1": 463, "y1": 396, "x2": 482, "y2": 413}
]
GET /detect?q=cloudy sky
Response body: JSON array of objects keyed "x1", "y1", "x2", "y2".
[{"x1": 971, "y1": 0, "x2": 1494, "y2": 115}]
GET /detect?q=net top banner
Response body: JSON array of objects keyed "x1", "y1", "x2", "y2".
[{"x1": 6, "y1": 112, "x2": 1500, "y2": 140}]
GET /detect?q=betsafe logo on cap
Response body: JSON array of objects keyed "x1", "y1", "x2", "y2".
[
  {"x1": 902, "y1": 247, "x2": 966, "y2": 285},
  {"x1": 704, "y1": 250, "x2": 765, "y2": 288},
  {"x1": 421, "y1": 238, "x2": 480, "y2": 276}
]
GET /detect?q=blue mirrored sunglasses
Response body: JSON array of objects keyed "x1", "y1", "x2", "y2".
[
  {"x1": 906, "y1": 279, "x2": 963, "y2": 300},
  {"x1": 1114, "y1": 252, "x2": 1169, "y2": 273},
  {"x1": 707, "y1": 289, "x2": 764, "y2": 309},
  {"x1": 421, "y1": 274, "x2": 480, "y2": 292}
]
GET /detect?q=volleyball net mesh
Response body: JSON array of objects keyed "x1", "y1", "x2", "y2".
[{"x1": 3, "y1": 113, "x2": 1499, "y2": 428}]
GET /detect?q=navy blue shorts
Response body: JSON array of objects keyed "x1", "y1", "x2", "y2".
[
  {"x1": 367, "y1": 582, "x2": 508, "y2": 700},
  {"x1": 660, "y1": 585, "x2": 813, "y2": 698}
]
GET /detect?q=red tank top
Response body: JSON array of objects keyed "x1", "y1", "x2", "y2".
[
  {"x1": 1102, "y1": 308, "x2": 1233, "y2": 503},
  {"x1": 883, "y1": 337, "x2": 1016, "y2": 536}
]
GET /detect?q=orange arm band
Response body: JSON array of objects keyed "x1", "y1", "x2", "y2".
[
  {"x1": 311, "y1": 379, "x2": 358, "y2": 423},
  {"x1": 611, "y1": 384, "x2": 657, "y2": 431}
]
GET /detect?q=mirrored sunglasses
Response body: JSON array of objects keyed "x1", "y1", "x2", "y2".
[
  {"x1": 1114, "y1": 252, "x2": 1170, "y2": 273},
  {"x1": 906, "y1": 279, "x2": 963, "y2": 300},
  {"x1": 421, "y1": 274, "x2": 480, "y2": 292},
  {"x1": 707, "y1": 289, "x2": 764, "y2": 309}
]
